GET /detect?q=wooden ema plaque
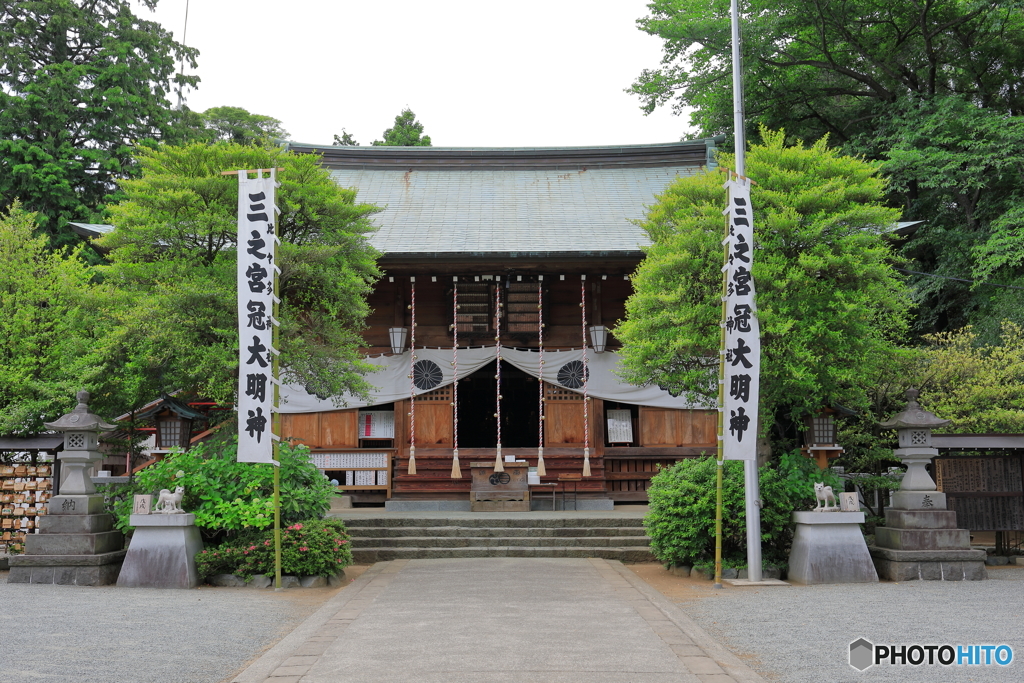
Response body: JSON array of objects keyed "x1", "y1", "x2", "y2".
[{"x1": 469, "y1": 462, "x2": 530, "y2": 512}]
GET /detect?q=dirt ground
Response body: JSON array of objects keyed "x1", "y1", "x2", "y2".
[{"x1": 627, "y1": 562, "x2": 753, "y2": 603}]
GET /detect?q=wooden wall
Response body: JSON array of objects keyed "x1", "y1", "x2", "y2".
[
  {"x1": 281, "y1": 410, "x2": 359, "y2": 449},
  {"x1": 363, "y1": 272, "x2": 635, "y2": 354}
]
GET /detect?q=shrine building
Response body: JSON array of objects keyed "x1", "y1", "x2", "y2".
[{"x1": 279, "y1": 140, "x2": 722, "y2": 507}]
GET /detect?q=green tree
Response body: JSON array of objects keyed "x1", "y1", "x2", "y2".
[
  {"x1": 332, "y1": 129, "x2": 359, "y2": 146},
  {"x1": 630, "y1": 0, "x2": 1024, "y2": 147},
  {"x1": 630, "y1": 1, "x2": 1024, "y2": 338},
  {"x1": 199, "y1": 106, "x2": 288, "y2": 145},
  {"x1": 372, "y1": 108, "x2": 432, "y2": 146},
  {"x1": 878, "y1": 98, "x2": 1024, "y2": 338},
  {"x1": 615, "y1": 129, "x2": 910, "y2": 433},
  {"x1": 95, "y1": 142, "x2": 381, "y2": 406},
  {"x1": 0, "y1": 203, "x2": 95, "y2": 435},
  {"x1": 0, "y1": 0, "x2": 199, "y2": 248}
]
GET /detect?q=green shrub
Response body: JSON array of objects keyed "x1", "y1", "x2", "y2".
[
  {"x1": 194, "y1": 518, "x2": 353, "y2": 579},
  {"x1": 644, "y1": 457, "x2": 793, "y2": 568},
  {"x1": 109, "y1": 438, "x2": 333, "y2": 540},
  {"x1": 776, "y1": 448, "x2": 844, "y2": 511}
]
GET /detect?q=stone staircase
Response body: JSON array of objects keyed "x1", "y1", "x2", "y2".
[{"x1": 342, "y1": 516, "x2": 655, "y2": 563}]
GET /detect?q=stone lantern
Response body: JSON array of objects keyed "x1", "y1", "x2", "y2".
[
  {"x1": 868, "y1": 388, "x2": 987, "y2": 581},
  {"x1": 44, "y1": 390, "x2": 115, "y2": 508},
  {"x1": 8, "y1": 390, "x2": 126, "y2": 585},
  {"x1": 877, "y1": 387, "x2": 950, "y2": 506}
]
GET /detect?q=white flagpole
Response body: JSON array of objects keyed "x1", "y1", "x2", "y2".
[{"x1": 730, "y1": 0, "x2": 762, "y2": 583}]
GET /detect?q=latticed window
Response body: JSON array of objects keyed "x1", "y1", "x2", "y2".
[
  {"x1": 453, "y1": 283, "x2": 492, "y2": 335},
  {"x1": 811, "y1": 416, "x2": 836, "y2": 444},
  {"x1": 505, "y1": 281, "x2": 542, "y2": 334},
  {"x1": 157, "y1": 418, "x2": 189, "y2": 449}
]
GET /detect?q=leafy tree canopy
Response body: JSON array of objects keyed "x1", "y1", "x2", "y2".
[
  {"x1": 0, "y1": 203, "x2": 95, "y2": 435},
  {"x1": 196, "y1": 106, "x2": 288, "y2": 145},
  {"x1": 631, "y1": 0, "x2": 1024, "y2": 145},
  {"x1": 630, "y1": 0, "x2": 1024, "y2": 339},
  {"x1": 372, "y1": 108, "x2": 432, "y2": 146},
  {"x1": 0, "y1": 0, "x2": 199, "y2": 248},
  {"x1": 332, "y1": 129, "x2": 359, "y2": 146},
  {"x1": 95, "y1": 142, "x2": 382, "y2": 407},
  {"x1": 615, "y1": 129, "x2": 910, "y2": 430}
]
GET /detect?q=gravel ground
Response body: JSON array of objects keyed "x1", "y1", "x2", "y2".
[
  {"x1": 678, "y1": 565, "x2": 1024, "y2": 682},
  {"x1": 0, "y1": 570, "x2": 348, "y2": 683}
]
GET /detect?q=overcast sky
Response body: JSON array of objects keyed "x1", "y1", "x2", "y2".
[{"x1": 137, "y1": 0, "x2": 694, "y2": 147}]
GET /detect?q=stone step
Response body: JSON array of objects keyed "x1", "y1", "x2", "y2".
[
  {"x1": 350, "y1": 535, "x2": 652, "y2": 549},
  {"x1": 347, "y1": 525, "x2": 646, "y2": 538},
  {"x1": 340, "y1": 517, "x2": 645, "y2": 529},
  {"x1": 351, "y1": 546, "x2": 657, "y2": 563}
]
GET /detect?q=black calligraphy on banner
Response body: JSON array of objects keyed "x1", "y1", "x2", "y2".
[
  {"x1": 722, "y1": 177, "x2": 760, "y2": 461},
  {"x1": 237, "y1": 173, "x2": 279, "y2": 464}
]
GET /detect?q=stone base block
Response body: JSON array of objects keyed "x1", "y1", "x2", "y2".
[
  {"x1": 27, "y1": 530, "x2": 123, "y2": 556},
  {"x1": 47, "y1": 495, "x2": 105, "y2": 515},
  {"x1": 884, "y1": 509, "x2": 958, "y2": 529},
  {"x1": 8, "y1": 550, "x2": 126, "y2": 585},
  {"x1": 117, "y1": 518, "x2": 203, "y2": 589},
  {"x1": 788, "y1": 511, "x2": 877, "y2": 585},
  {"x1": 874, "y1": 527, "x2": 971, "y2": 550},
  {"x1": 37, "y1": 514, "x2": 114, "y2": 534},
  {"x1": 869, "y1": 546, "x2": 987, "y2": 581},
  {"x1": 873, "y1": 558, "x2": 987, "y2": 581},
  {"x1": 890, "y1": 490, "x2": 946, "y2": 510}
]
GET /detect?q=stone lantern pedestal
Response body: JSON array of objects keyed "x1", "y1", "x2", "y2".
[
  {"x1": 868, "y1": 389, "x2": 986, "y2": 581},
  {"x1": 8, "y1": 391, "x2": 126, "y2": 585}
]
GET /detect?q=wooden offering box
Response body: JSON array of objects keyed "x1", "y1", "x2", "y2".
[{"x1": 470, "y1": 462, "x2": 530, "y2": 512}]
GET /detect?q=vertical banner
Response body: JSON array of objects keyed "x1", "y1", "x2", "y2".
[
  {"x1": 237, "y1": 170, "x2": 279, "y2": 464},
  {"x1": 722, "y1": 176, "x2": 760, "y2": 461}
]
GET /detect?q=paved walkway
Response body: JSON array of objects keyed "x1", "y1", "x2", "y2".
[{"x1": 232, "y1": 558, "x2": 764, "y2": 683}]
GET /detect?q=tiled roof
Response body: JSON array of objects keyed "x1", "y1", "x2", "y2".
[
  {"x1": 331, "y1": 165, "x2": 700, "y2": 257},
  {"x1": 289, "y1": 141, "x2": 717, "y2": 258}
]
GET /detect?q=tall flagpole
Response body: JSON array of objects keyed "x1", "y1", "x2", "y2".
[{"x1": 730, "y1": 0, "x2": 762, "y2": 582}]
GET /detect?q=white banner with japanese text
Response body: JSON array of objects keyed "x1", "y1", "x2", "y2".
[
  {"x1": 722, "y1": 176, "x2": 760, "y2": 461},
  {"x1": 237, "y1": 170, "x2": 279, "y2": 464}
]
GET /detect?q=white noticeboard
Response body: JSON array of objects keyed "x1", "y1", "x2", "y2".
[
  {"x1": 606, "y1": 409, "x2": 634, "y2": 443},
  {"x1": 357, "y1": 411, "x2": 395, "y2": 439}
]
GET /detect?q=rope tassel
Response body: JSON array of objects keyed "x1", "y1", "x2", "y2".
[
  {"x1": 537, "y1": 447, "x2": 546, "y2": 477},
  {"x1": 582, "y1": 447, "x2": 591, "y2": 478},
  {"x1": 451, "y1": 449, "x2": 461, "y2": 479},
  {"x1": 408, "y1": 447, "x2": 417, "y2": 475}
]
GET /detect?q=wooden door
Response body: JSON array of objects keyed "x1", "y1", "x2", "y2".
[
  {"x1": 409, "y1": 384, "x2": 453, "y2": 447},
  {"x1": 320, "y1": 409, "x2": 358, "y2": 447},
  {"x1": 281, "y1": 413, "x2": 320, "y2": 448}
]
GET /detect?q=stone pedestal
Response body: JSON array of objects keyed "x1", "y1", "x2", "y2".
[
  {"x1": 788, "y1": 511, "x2": 878, "y2": 584},
  {"x1": 117, "y1": 514, "x2": 204, "y2": 589},
  {"x1": 869, "y1": 507, "x2": 986, "y2": 581},
  {"x1": 8, "y1": 499, "x2": 126, "y2": 585}
]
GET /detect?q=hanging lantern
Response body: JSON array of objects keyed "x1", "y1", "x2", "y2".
[
  {"x1": 389, "y1": 327, "x2": 408, "y2": 355},
  {"x1": 156, "y1": 415, "x2": 192, "y2": 450},
  {"x1": 588, "y1": 325, "x2": 608, "y2": 353}
]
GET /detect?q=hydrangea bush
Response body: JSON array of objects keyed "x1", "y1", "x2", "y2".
[{"x1": 194, "y1": 518, "x2": 353, "y2": 579}]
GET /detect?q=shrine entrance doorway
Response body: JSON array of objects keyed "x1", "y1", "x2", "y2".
[{"x1": 457, "y1": 360, "x2": 539, "y2": 449}]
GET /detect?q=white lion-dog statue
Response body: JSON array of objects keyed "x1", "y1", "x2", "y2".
[
  {"x1": 814, "y1": 482, "x2": 838, "y2": 511},
  {"x1": 154, "y1": 486, "x2": 185, "y2": 514}
]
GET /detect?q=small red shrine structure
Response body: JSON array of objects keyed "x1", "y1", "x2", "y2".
[{"x1": 280, "y1": 140, "x2": 722, "y2": 505}]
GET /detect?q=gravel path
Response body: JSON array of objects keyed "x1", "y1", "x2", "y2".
[
  {"x1": 0, "y1": 570, "x2": 342, "y2": 683},
  {"x1": 678, "y1": 565, "x2": 1024, "y2": 682}
]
